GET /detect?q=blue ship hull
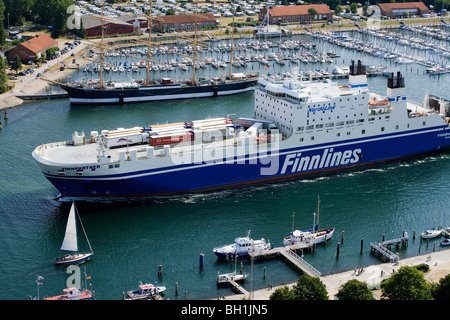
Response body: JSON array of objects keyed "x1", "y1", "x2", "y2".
[{"x1": 43, "y1": 125, "x2": 450, "y2": 200}]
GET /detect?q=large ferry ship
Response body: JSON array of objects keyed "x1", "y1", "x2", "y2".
[{"x1": 32, "y1": 61, "x2": 450, "y2": 201}]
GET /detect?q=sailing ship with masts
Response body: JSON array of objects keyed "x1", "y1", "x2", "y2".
[
  {"x1": 283, "y1": 196, "x2": 335, "y2": 246},
  {"x1": 59, "y1": 1, "x2": 258, "y2": 105}
]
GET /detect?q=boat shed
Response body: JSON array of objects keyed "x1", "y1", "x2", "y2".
[
  {"x1": 7, "y1": 34, "x2": 58, "y2": 63},
  {"x1": 258, "y1": 4, "x2": 332, "y2": 25},
  {"x1": 152, "y1": 13, "x2": 217, "y2": 33},
  {"x1": 376, "y1": 2, "x2": 430, "y2": 18},
  {"x1": 116, "y1": 15, "x2": 149, "y2": 29},
  {"x1": 82, "y1": 15, "x2": 134, "y2": 37}
]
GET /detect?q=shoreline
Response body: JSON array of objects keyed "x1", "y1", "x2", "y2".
[
  {"x1": 0, "y1": 40, "x2": 91, "y2": 110},
  {"x1": 217, "y1": 249, "x2": 450, "y2": 300},
  {"x1": 1, "y1": 18, "x2": 449, "y2": 111}
]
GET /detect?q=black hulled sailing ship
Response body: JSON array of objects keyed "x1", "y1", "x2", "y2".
[{"x1": 62, "y1": 2, "x2": 258, "y2": 105}]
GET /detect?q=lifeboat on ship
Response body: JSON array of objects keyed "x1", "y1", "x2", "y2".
[{"x1": 368, "y1": 97, "x2": 390, "y2": 107}]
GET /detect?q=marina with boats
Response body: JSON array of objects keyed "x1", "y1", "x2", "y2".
[{"x1": 1, "y1": 12, "x2": 450, "y2": 300}]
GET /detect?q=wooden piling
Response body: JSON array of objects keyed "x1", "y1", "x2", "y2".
[
  {"x1": 341, "y1": 231, "x2": 344, "y2": 243},
  {"x1": 336, "y1": 242, "x2": 340, "y2": 259},
  {"x1": 360, "y1": 238, "x2": 364, "y2": 254}
]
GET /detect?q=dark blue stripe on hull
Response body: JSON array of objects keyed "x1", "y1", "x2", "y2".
[{"x1": 45, "y1": 129, "x2": 450, "y2": 200}]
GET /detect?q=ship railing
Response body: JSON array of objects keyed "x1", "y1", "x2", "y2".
[{"x1": 39, "y1": 140, "x2": 73, "y2": 149}]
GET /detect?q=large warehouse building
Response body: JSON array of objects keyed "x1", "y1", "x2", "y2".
[
  {"x1": 377, "y1": 2, "x2": 430, "y2": 18},
  {"x1": 258, "y1": 4, "x2": 333, "y2": 25}
]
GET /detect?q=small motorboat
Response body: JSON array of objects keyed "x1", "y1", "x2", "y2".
[
  {"x1": 440, "y1": 239, "x2": 450, "y2": 246},
  {"x1": 213, "y1": 230, "x2": 271, "y2": 259},
  {"x1": 126, "y1": 282, "x2": 166, "y2": 300},
  {"x1": 421, "y1": 229, "x2": 442, "y2": 239}
]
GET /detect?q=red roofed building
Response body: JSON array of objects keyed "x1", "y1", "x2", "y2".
[
  {"x1": 377, "y1": 2, "x2": 430, "y2": 18},
  {"x1": 152, "y1": 13, "x2": 217, "y2": 32},
  {"x1": 7, "y1": 34, "x2": 58, "y2": 63},
  {"x1": 258, "y1": 5, "x2": 332, "y2": 25}
]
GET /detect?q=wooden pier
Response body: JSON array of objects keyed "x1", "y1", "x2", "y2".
[
  {"x1": 228, "y1": 280, "x2": 249, "y2": 296},
  {"x1": 249, "y1": 244, "x2": 322, "y2": 278},
  {"x1": 370, "y1": 234, "x2": 409, "y2": 262}
]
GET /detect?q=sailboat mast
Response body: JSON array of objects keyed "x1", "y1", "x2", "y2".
[
  {"x1": 191, "y1": 0, "x2": 198, "y2": 86},
  {"x1": 146, "y1": 0, "x2": 153, "y2": 85},
  {"x1": 317, "y1": 195, "x2": 320, "y2": 230},
  {"x1": 99, "y1": 5, "x2": 104, "y2": 90},
  {"x1": 229, "y1": 3, "x2": 235, "y2": 79},
  {"x1": 291, "y1": 212, "x2": 295, "y2": 232}
]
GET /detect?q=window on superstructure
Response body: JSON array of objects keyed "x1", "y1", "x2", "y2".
[
  {"x1": 362, "y1": 130, "x2": 366, "y2": 134},
  {"x1": 381, "y1": 127, "x2": 385, "y2": 131}
]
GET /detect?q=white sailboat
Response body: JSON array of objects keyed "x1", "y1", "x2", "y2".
[
  {"x1": 283, "y1": 196, "x2": 335, "y2": 246},
  {"x1": 54, "y1": 202, "x2": 94, "y2": 266},
  {"x1": 217, "y1": 257, "x2": 247, "y2": 284}
]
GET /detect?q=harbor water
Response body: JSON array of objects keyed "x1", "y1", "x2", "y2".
[{"x1": 0, "y1": 30, "x2": 449, "y2": 300}]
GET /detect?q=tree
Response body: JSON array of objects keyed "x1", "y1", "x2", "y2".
[
  {"x1": 166, "y1": 8, "x2": 176, "y2": 15},
  {"x1": 381, "y1": 266, "x2": 432, "y2": 300},
  {"x1": 350, "y1": 3, "x2": 358, "y2": 14},
  {"x1": 11, "y1": 54, "x2": 22, "y2": 74},
  {"x1": 335, "y1": 279, "x2": 375, "y2": 300},
  {"x1": 0, "y1": 0, "x2": 6, "y2": 45},
  {"x1": 334, "y1": 5, "x2": 344, "y2": 16},
  {"x1": 308, "y1": 8, "x2": 318, "y2": 22},
  {"x1": 292, "y1": 274, "x2": 328, "y2": 300},
  {"x1": 269, "y1": 286, "x2": 296, "y2": 300},
  {"x1": 431, "y1": 274, "x2": 450, "y2": 300},
  {"x1": 0, "y1": 56, "x2": 9, "y2": 93}
]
